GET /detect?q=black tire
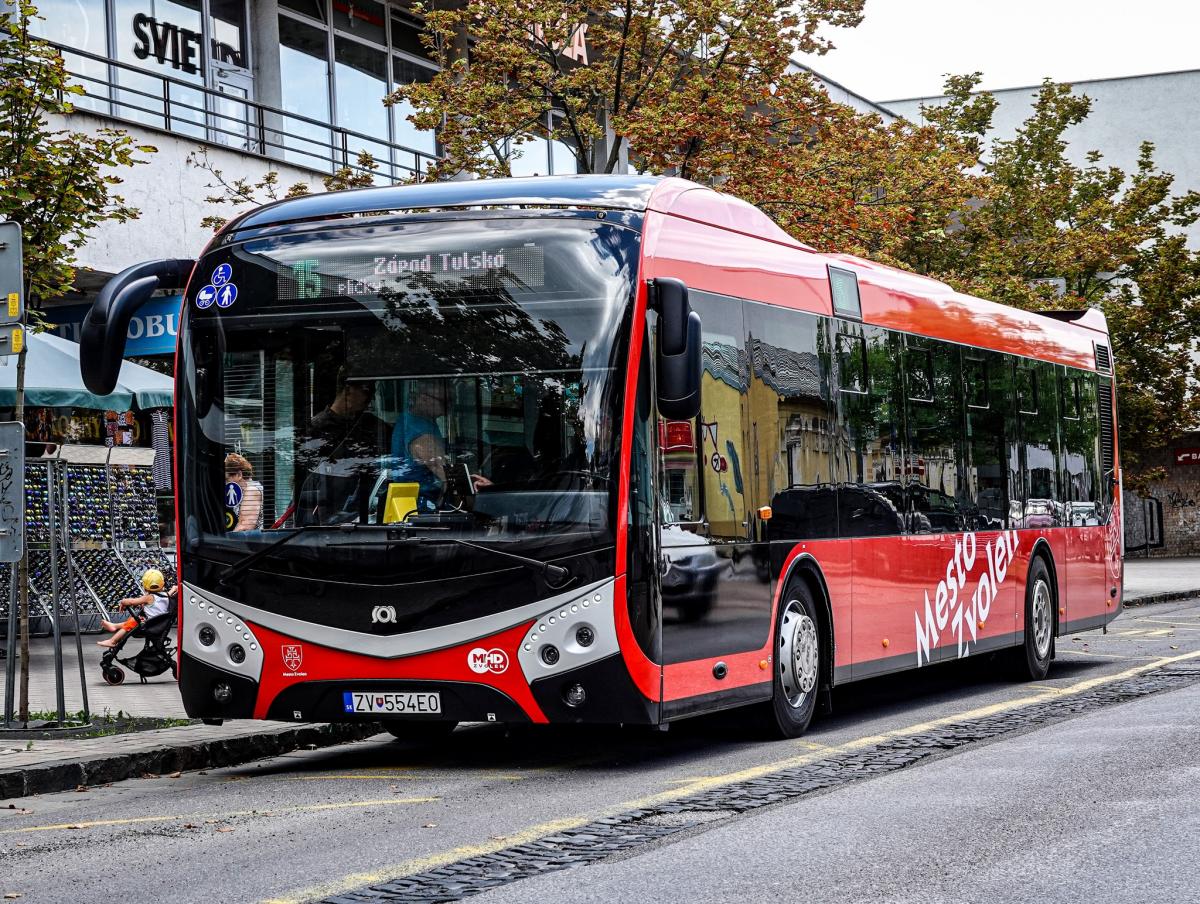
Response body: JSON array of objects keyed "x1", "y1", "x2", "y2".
[
  {"x1": 104, "y1": 666, "x2": 125, "y2": 686},
  {"x1": 383, "y1": 721, "x2": 459, "y2": 742},
  {"x1": 1014, "y1": 556, "x2": 1055, "y2": 681},
  {"x1": 760, "y1": 580, "x2": 823, "y2": 739}
]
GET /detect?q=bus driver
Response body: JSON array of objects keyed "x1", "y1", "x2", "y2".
[{"x1": 390, "y1": 379, "x2": 490, "y2": 512}]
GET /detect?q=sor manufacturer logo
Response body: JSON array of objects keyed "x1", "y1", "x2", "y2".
[
  {"x1": 371, "y1": 605, "x2": 397, "y2": 625},
  {"x1": 468, "y1": 647, "x2": 509, "y2": 675},
  {"x1": 282, "y1": 644, "x2": 303, "y2": 672}
]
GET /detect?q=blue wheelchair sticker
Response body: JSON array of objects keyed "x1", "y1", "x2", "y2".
[
  {"x1": 215, "y1": 283, "x2": 239, "y2": 308},
  {"x1": 195, "y1": 285, "x2": 217, "y2": 309},
  {"x1": 211, "y1": 263, "x2": 233, "y2": 286}
]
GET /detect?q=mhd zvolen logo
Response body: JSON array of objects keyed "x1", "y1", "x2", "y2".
[{"x1": 468, "y1": 647, "x2": 509, "y2": 675}]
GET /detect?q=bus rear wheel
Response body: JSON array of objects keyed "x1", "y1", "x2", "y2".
[
  {"x1": 1013, "y1": 557, "x2": 1054, "y2": 681},
  {"x1": 383, "y1": 721, "x2": 459, "y2": 743},
  {"x1": 761, "y1": 581, "x2": 822, "y2": 739}
]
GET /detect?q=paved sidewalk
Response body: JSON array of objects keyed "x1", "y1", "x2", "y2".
[
  {"x1": 0, "y1": 719, "x2": 380, "y2": 799},
  {"x1": 0, "y1": 629, "x2": 184, "y2": 719},
  {"x1": 1123, "y1": 557, "x2": 1200, "y2": 604}
]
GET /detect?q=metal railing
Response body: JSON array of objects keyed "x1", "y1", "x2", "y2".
[{"x1": 52, "y1": 43, "x2": 440, "y2": 184}]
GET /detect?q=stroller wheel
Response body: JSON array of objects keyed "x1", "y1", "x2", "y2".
[{"x1": 104, "y1": 666, "x2": 125, "y2": 686}]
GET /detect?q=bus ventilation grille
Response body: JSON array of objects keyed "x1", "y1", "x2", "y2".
[
  {"x1": 1098, "y1": 379, "x2": 1115, "y2": 473},
  {"x1": 1095, "y1": 343, "x2": 1113, "y2": 374}
]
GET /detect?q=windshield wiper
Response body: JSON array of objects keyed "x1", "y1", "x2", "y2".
[
  {"x1": 218, "y1": 523, "x2": 365, "y2": 587},
  {"x1": 402, "y1": 531, "x2": 574, "y2": 589},
  {"x1": 217, "y1": 523, "x2": 573, "y2": 589}
]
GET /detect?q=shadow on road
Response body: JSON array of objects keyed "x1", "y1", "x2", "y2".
[{"x1": 231, "y1": 649, "x2": 1117, "y2": 781}]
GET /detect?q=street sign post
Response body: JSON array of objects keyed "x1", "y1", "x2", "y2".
[
  {"x1": 0, "y1": 422, "x2": 23, "y2": 727},
  {"x1": 0, "y1": 222, "x2": 24, "y2": 332},
  {"x1": 0, "y1": 423, "x2": 24, "y2": 563}
]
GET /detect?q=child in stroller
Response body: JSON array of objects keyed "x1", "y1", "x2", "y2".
[{"x1": 97, "y1": 569, "x2": 178, "y2": 686}]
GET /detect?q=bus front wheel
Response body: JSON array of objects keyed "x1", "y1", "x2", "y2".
[
  {"x1": 383, "y1": 721, "x2": 459, "y2": 743},
  {"x1": 762, "y1": 581, "x2": 822, "y2": 739}
]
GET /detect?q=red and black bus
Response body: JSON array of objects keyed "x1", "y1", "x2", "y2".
[{"x1": 81, "y1": 176, "x2": 1122, "y2": 738}]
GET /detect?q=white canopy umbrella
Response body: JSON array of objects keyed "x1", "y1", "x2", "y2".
[{"x1": 0, "y1": 332, "x2": 172, "y2": 410}]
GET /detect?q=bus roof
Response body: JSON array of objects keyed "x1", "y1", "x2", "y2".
[{"x1": 222, "y1": 175, "x2": 1109, "y2": 368}]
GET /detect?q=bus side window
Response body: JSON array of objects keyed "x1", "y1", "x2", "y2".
[
  {"x1": 961, "y1": 351, "x2": 1013, "y2": 531},
  {"x1": 835, "y1": 323, "x2": 903, "y2": 538},
  {"x1": 903, "y1": 338, "x2": 964, "y2": 534},
  {"x1": 689, "y1": 290, "x2": 750, "y2": 541},
  {"x1": 1017, "y1": 361, "x2": 1063, "y2": 528},
  {"x1": 744, "y1": 303, "x2": 835, "y2": 541},
  {"x1": 1062, "y1": 370, "x2": 1101, "y2": 525}
]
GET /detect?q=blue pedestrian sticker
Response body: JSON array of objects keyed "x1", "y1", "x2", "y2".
[
  {"x1": 212, "y1": 263, "x2": 233, "y2": 286},
  {"x1": 215, "y1": 283, "x2": 239, "y2": 308},
  {"x1": 195, "y1": 285, "x2": 217, "y2": 309},
  {"x1": 224, "y1": 481, "x2": 243, "y2": 508}
]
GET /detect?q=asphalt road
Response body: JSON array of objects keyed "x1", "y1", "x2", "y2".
[{"x1": 3, "y1": 598, "x2": 1200, "y2": 904}]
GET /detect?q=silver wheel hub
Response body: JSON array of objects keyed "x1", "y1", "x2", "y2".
[
  {"x1": 1032, "y1": 579, "x2": 1053, "y2": 660},
  {"x1": 778, "y1": 601, "x2": 819, "y2": 709}
]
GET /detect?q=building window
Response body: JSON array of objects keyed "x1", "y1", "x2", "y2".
[
  {"x1": 508, "y1": 114, "x2": 580, "y2": 176},
  {"x1": 31, "y1": 0, "x2": 110, "y2": 112},
  {"x1": 278, "y1": 0, "x2": 441, "y2": 178}
]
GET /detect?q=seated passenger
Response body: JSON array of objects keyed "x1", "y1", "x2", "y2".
[{"x1": 296, "y1": 372, "x2": 390, "y2": 524}]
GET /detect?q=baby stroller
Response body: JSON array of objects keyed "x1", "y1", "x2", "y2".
[{"x1": 99, "y1": 592, "x2": 178, "y2": 686}]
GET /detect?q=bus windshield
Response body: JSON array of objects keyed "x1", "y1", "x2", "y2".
[{"x1": 179, "y1": 216, "x2": 639, "y2": 595}]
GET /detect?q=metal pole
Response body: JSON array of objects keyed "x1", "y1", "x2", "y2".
[
  {"x1": 3, "y1": 565, "x2": 16, "y2": 726},
  {"x1": 45, "y1": 460, "x2": 66, "y2": 723},
  {"x1": 62, "y1": 460, "x2": 88, "y2": 722}
]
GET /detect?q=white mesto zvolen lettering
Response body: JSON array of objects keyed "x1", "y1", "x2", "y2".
[{"x1": 915, "y1": 531, "x2": 1020, "y2": 666}]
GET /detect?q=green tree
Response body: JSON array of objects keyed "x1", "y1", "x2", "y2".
[
  {"x1": 909, "y1": 78, "x2": 1200, "y2": 482},
  {"x1": 389, "y1": 0, "x2": 864, "y2": 179},
  {"x1": 0, "y1": 2, "x2": 152, "y2": 722},
  {"x1": 188, "y1": 147, "x2": 380, "y2": 232}
]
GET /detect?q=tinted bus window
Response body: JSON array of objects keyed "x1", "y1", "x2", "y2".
[
  {"x1": 1062, "y1": 369, "x2": 1102, "y2": 525},
  {"x1": 1018, "y1": 360, "x2": 1062, "y2": 528},
  {"x1": 837, "y1": 324, "x2": 904, "y2": 537},
  {"x1": 691, "y1": 291, "x2": 749, "y2": 540},
  {"x1": 961, "y1": 350, "x2": 1013, "y2": 530},
  {"x1": 745, "y1": 304, "x2": 835, "y2": 541},
  {"x1": 903, "y1": 338, "x2": 965, "y2": 534}
]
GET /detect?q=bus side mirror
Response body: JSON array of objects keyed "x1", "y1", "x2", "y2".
[
  {"x1": 81, "y1": 258, "x2": 193, "y2": 395},
  {"x1": 650, "y1": 278, "x2": 701, "y2": 420}
]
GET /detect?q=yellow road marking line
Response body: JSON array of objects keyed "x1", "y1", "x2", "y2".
[
  {"x1": 1026, "y1": 684, "x2": 1068, "y2": 694},
  {"x1": 289, "y1": 775, "x2": 416, "y2": 781},
  {"x1": 265, "y1": 649, "x2": 1200, "y2": 904},
  {"x1": 2, "y1": 797, "x2": 438, "y2": 835}
]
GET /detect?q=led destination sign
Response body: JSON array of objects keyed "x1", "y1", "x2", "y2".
[{"x1": 279, "y1": 244, "x2": 545, "y2": 301}]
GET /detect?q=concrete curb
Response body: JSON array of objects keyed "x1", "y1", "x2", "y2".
[
  {"x1": 0, "y1": 721, "x2": 381, "y2": 800},
  {"x1": 1123, "y1": 588, "x2": 1200, "y2": 608}
]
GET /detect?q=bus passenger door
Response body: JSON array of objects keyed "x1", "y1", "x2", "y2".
[{"x1": 661, "y1": 291, "x2": 772, "y2": 709}]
